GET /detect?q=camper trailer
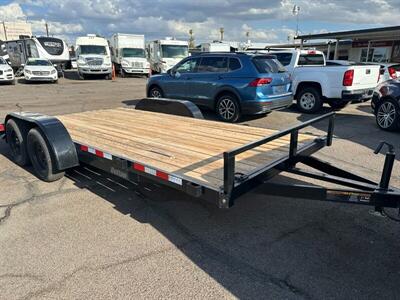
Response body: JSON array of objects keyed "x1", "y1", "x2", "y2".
[
  {"x1": 75, "y1": 34, "x2": 112, "y2": 79},
  {"x1": 3, "y1": 36, "x2": 69, "y2": 71},
  {"x1": 147, "y1": 38, "x2": 188, "y2": 73},
  {"x1": 110, "y1": 33, "x2": 149, "y2": 77}
]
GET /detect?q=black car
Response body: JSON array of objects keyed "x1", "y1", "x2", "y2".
[{"x1": 372, "y1": 79, "x2": 400, "y2": 130}]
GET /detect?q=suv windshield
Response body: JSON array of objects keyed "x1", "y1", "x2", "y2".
[
  {"x1": 26, "y1": 60, "x2": 52, "y2": 66},
  {"x1": 80, "y1": 45, "x2": 107, "y2": 55},
  {"x1": 252, "y1": 56, "x2": 286, "y2": 73},
  {"x1": 161, "y1": 45, "x2": 188, "y2": 58},
  {"x1": 121, "y1": 48, "x2": 145, "y2": 58}
]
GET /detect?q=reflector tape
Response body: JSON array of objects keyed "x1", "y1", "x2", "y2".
[
  {"x1": 0, "y1": 124, "x2": 4, "y2": 133},
  {"x1": 132, "y1": 163, "x2": 182, "y2": 186},
  {"x1": 80, "y1": 144, "x2": 112, "y2": 160}
]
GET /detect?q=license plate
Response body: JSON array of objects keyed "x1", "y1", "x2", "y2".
[{"x1": 273, "y1": 85, "x2": 286, "y2": 94}]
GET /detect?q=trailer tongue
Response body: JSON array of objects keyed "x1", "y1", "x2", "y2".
[{"x1": 0, "y1": 99, "x2": 399, "y2": 220}]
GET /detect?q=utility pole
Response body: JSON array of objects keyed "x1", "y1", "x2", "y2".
[
  {"x1": 188, "y1": 29, "x2": 195, "y2": 49},
  {"x1": 2, "y1": 21, "x2": 7, "y2": 40},
  {"x1": 220, "y1": 27, "x2": 224, "y2": 42},
  {"x1": 292, "y1": 5, "x2": 300, "y2": 37},
  {"x1": 45, "y1": 22, "x2": 49, "y2": 37}
]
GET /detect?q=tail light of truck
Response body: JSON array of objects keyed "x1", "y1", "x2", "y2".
[
  {"x1": 249, "y1": 78, "x2": 272, "y2": 87},
  {"x1": 0, "y1": 124, "x2": 4, "y2": 133},
  {"x1": 388, "y1": 67, "x2": 397, "y2": 79},
  {"x1": 343, "y1": 69, "x2": 354, "y2": 86}
]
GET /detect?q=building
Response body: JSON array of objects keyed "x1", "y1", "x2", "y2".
[
  {"x1": 0, "y1": 21, "x2": 32, "y2": 41},
  {"x1": 295, "y1": 26, "x2": 400, "y2": 63}
]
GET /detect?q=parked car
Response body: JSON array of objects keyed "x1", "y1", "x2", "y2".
[
  {"x1": 372, "y1": 79, "x2": 400, "y2": 130},
  {"x1": 147, "y1": 52, "x2": 292, "y2": 122},
  {"x1": 0, "y1": 57, "x2": 15, "y2": 85},
  {"x1": 375, "y1": 63, "x2": 400, "y2": 83},
  {"x1": 269, "y1": 50, "x2": 380, "y2": 113},
  {"x1": 23, "y1": 58, "x2": 58, "y2": 83}
]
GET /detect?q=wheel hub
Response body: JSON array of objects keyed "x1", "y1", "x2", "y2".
[
  {"x1": 377, "y1": 102, "x2": 396, "y2": 128},
  {"x1": 219, "y1": 99, "x2": 235, "y2": 120},
  {"x1": 300, "y1": 93, "x2": 316, "y2": 110}
]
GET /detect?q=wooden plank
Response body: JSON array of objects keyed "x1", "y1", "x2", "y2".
[{"x1": 57, "y1": 108, "x2": 317, "y2": 189}]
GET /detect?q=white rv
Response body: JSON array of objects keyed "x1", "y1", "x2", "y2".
[
  {"x1": 147, "y1": 38, "x2": 188, "y2": 73},
  {"x1": 3, "y1": 36, "x2": 69, "y2": 70},
  {"x1": 75, "y1": 34, "x2": 112, "y2": 79},
  {"x1": 201, "y1": 42, "x2": 231, "y2": 52},
  {"x1": 110, "y1": 33, "x2": 149, "y2": 77}
]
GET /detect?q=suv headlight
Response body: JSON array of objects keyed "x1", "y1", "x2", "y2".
[
  {"x1": 51, "y1": 69, "x2": 56, "y2": 74},
  {"x1": 121, "y1": 60, "x2": 129, "y2": 67},
  {"x1": 77, "y1": 58, "x2": 86, "y2": 65},
  {"x1": 25, "y1": 69, "x2": 31, "y2": 74},
  {"x1": 6, "y1": 68, "x2": 12, "y2": 73}
]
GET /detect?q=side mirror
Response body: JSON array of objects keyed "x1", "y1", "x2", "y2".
[
  {"x1": 21, "y1": 63, "x2": 25, "y2": 67},
  {"x1": 53, "y1": 64, "x2": 57, "y2": 67},
  {"x1": 157, "y1": 51, "x2": 161, "y2": 57}
]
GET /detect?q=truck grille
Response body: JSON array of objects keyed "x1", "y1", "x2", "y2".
[
  {"x1": 32, "y1": 71, "x2": 50, "y2": 75},
  {"x1": 86, "y1": 58, "x2": 103, "y2": 66},
  {"x1": 132, "y1": 62, "x2": 144, "y2": 68}
]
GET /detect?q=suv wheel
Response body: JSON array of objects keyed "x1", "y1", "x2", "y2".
[
  {"x1": 216, "y1": 95, "x2": 240, "y2": 122},
  {"x1": 376, "y1": 99, "x2": 399, "y2": 131},
  {"x1": 297, "y1": 87, "x2": 323, "y2": 113},
  {"x1": 149, "y1": 86, "x2": 163, "y2": 98}
]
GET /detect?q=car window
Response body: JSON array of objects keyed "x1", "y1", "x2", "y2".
[
  {"x1": 228, "y1": 58, "x2": 241, "y2": 71},
  {"x1": 175, "y1": 57, "x2": 200, "y2": 73},
  {"x1": 298, "y1": 54, "x2": 324, "y2": 66},
  {"x1": 252, "y1": 56, "x2": 286, "y2": 73},
  {"x1": 198, "y1": 57, "x2": 228, "y2": 73},
  {"x1": 272, "y1": 53, "x2": 293, "y2": 66}
]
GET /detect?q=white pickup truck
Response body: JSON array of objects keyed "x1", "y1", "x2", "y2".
[{"x1": 269, "y1": 50, "x2": 380, "y2": 113}]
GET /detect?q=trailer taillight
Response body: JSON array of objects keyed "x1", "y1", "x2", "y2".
[
  {"x1": 388, "y1": 67, "x2": 397, "y2": 79},
  {"x1": 343, "y1": 69, "x2": 354, "y2": 86},
  {"x1": 0, "y1": 124, "x2": 4, "y2": 133},
  {"x1": 249, "y1": 78, "x2": 272, "y2": 87}
]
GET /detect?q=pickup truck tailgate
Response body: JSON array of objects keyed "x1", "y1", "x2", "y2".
[{"x1": 352, "y1": 65, "x2": 380, "y2": 88}]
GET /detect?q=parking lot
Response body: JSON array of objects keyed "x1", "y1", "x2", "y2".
[{"x1": 1, "y1": 74, "x2": 400, "y2": 299}]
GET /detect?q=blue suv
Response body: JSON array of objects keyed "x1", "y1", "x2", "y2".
[{"x1": 147, "y1": 52, "x2": 292, "y2": 122}]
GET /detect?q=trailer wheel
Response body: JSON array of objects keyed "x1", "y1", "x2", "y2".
[
  {"x1": 6, "y1": 119, "x2": 30, "y2": 166},
  {"x1": 27, "y1": 128, "x2": 64, "y2": 182}
]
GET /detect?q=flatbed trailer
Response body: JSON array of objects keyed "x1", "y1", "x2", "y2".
[{"x1": 1, "y1": 99, "x2": 400, "y2": 217}]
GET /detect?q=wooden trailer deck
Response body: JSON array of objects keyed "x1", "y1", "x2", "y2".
[{"x1": 58, "y1": 108, "x2": 316, "y2": 189}]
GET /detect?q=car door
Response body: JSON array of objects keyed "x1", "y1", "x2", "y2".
[
  {"x1": 161, "y1": 57, "x2": 200, "y2": 100},
  {"x1": 186, "y1": 56, "x2": 228, "y2": 107}
]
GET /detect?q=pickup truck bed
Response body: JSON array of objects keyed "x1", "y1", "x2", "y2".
[{"x1": 58, "y1": 108, "x2": 315, "y2": 189}]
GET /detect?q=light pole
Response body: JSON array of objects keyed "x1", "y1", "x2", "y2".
[
  {"x1": 292, "y1": 5, "x2": 300, "y2": 37},
  {"x1": 220, "y1": 27, "x2": 224, "y2": 42}
]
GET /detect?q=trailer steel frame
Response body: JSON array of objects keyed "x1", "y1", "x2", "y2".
[{"x1": 1, "y1": 101, "x2": 399, "y2": 215}]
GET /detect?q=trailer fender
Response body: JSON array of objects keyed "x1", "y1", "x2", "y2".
[
  {"x1": 5, "y1": 112, "x2": 79, "y2": 171},
  {"x1": 135, "y1": 98, "x2": 204, "y2": 119}
]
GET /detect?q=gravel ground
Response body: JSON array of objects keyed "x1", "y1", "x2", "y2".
[{"x1": 0, "y1": 73, "x2": 399, "y2": 299}]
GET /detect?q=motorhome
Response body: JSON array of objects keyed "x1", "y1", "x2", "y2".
[
  {"x1": 147, "y1": 38, "x2": 188, "y2": 73},
  {"x1": 110, "y1": 33, "x2": 149, "y2": 77},
  {"x1": 201, "y1": 42, "x2": 231, "y2": 52},
  {"x1": 3, "y1": 36, "x2": 69, "y2": 70},
  {"x1": 75, "y1": 34, "x2": 112, "y2": 79}
]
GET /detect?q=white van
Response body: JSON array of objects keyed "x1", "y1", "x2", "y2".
[
  {"x1": 110, "y1": 33, "x2": 149, "y2": 77},
  {"x1": 75, "y1": 34, "x2": 112, "y2": 79},
  {"x1": 147, "y1": 38, "x2": 188, "y2": 73}
]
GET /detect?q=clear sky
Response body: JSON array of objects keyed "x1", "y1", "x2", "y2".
[{"x1": 0, "y1": 0, "x2": 399, "y2": 44}]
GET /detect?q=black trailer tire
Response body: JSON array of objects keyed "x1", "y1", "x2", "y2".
[
  {"x1": 328, "y1": 101, "x2": 348, "y2": 110},
  {"x1": 149, "y1": 86, "x2": 163, "y2": 98},
  {"x1": 6, "y1": 119, "x2": 30, "y2": 166},
  {"x1": 216, "y1": 94, "x2": 241, "y2": 123},
  {"x1": 27, "y1": 128, "x2": 64, "y2": 182},
  {"x1": 375, "y1": 98, "x2": 399, "y2": 131},
  {"x1": 296, "y1": 86, "x2": 323, "y2": 113}
]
